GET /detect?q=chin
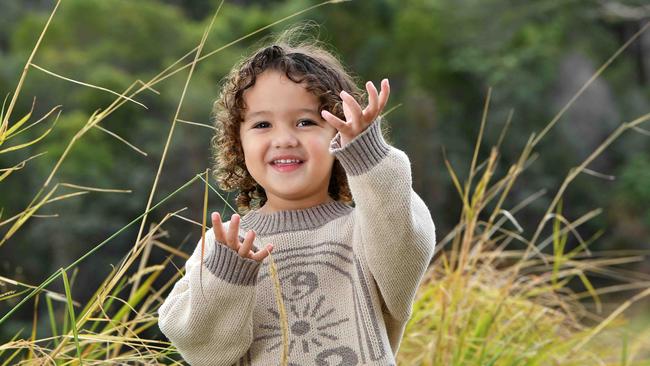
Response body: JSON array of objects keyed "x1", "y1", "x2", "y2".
[
  {"x1": 272, "y1": 190, "x2": 314, "y2": 201},
  {"x1": 276, "y1": 191, "x2": 308, "y2": 199}
]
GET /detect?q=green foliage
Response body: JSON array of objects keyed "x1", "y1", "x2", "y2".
[
  {"x1": 34, "y1": 110, "x2": 113, "y2": 182},
  {"x1": 616, "y1": 154, "x2": 650, "y2": 227},
  {"x1": 12, "y1": 0, "x2": 191, "y2": 71}
]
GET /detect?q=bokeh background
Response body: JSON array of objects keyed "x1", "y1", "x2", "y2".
[{"x1": 1, "y1": 0, "x2": 649, "y2": 347}]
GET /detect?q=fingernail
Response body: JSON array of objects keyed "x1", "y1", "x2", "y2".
[{"x1": 211, "y1": 212, "x2": 216, "y2": 220}]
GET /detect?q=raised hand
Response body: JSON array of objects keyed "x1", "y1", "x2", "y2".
[
  {"x1": 321, "y1": 78, "x2": 390, "y2": 147},
  {"x1": 211, "y1": 212, "x2": 273, "y2": 262}
]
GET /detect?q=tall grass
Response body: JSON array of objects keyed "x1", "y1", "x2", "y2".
[
  {"x1": 398, "y1": 104, "x2": 650, "y2": 364},
  {"x1": 1, "y1": 1, "x2": 649, "y2": 365},
  {"x1": 396, "y1": 24, "x2": 650, "y2": 362}
]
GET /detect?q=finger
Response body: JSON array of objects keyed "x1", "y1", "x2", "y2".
[
  {"x1": 239, "y1": 230, "x2": 255, "y2": 257},
  {"x1": 226, "y1": 214, "x2": 240, "y2": 251},
  {"x1": 251, "y1": 243, "x2": 274, "y2": 262},
  {"x1": 340, "y1": 90, "x2": 363, "y2": 122},
  {"x1": 211, "y1": 212, "x2": 227, "y2": 244},
  {"x1": 321, "y1": 110, "x2": 350, "y2": 133},
  {"x1": 363, "y1": 81, "x2": 379, "y2": 118},
  {"x1": 378, "y1": 78, "x2": 390, "y2": 113}
]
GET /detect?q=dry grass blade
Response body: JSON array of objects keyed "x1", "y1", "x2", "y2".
[
  {"x1": 0, "y1": 185, "x2": 58, "y2": 245},
  {"x1": 0, "y1": 152, "x2": 47, "y2": 182},
  {"x1": 58, "y1": 183, "x2": 132, "y2": 194},
  {"x1": 199, "y1": 169, "x2": 210, "y2": 301},
  {"x1": 92, "y1": 124, "x2": 148, "y2": 156},
  {"x1": 631, "y1": 125, "x2": 650, "y2": 136},
  {"x1": 152, "y1": 240, "x2": 191, "y2": 260},
  {"x1": 0, "y1": 0, "x2": 60, "y2": 137},
  {"x1": 268, "y1": 254, "x2": 289, "y2": 365},
  {"x1": 175, "y1": 118, "x2": 217, "y2": 131},
  {"x1": 30, "y1": 63, "x2": 148, "y2": 109},
  {"x1": 196, "y1": 174, "x2": 238, "y2": 214}
]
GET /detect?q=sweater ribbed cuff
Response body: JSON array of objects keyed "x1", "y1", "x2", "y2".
[
  {"x1": 204, "y1": 243, "x2": 261, "y2": 286},
  {"x1": 329, "y1": 117, "x2": 391, "y2": 176}
]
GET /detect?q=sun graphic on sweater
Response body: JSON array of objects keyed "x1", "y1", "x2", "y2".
[{"x1": 257, "y1": 295, "x2": 350, "y2": 355}]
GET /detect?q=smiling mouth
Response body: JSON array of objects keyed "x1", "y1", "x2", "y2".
[
  {"x1": 270, "y1": 161, "x2": 304, "y2": 172},
  {"x1": 270, "y1": 158, "x2": 305, "y2": 165}
]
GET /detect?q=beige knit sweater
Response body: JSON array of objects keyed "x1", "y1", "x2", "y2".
[{"x1": 158, "y1": 118, "x2": 436, "y2": 365}]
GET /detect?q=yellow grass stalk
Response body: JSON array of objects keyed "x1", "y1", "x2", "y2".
[
  {"x1": 199, "y1": 169, "x2": 210, "y2": 300},
  {"x1": 268, "y1": 254, "x2": 289, "y2": 365},
  {"x1": 0, "y1": 0, "x2": 60, "y2": 140}
]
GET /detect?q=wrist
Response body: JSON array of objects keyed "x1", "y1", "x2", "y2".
[
  {"x1": 204, "y1": 242, "x2": 262, "y2": 286},
  {"x1": 329, "y1": 117, "x2": 391, "y2": 176}
]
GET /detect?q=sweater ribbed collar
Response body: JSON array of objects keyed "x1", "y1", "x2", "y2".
[{"x1": 240, "y1": 200, "x2": 353, "y2": 236}]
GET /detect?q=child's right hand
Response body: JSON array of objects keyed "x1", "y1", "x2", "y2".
[{"x1": 211, "y1": 212, "x2": 273, "y2": 263}]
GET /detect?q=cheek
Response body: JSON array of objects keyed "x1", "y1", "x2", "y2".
[
  {"x1": 239, "y1": 139, "x2": 259, "y2": 171},
  {"x1": 306, "y1": 135, "x2": 334, "y2": 158},
  {"x1": 240, "y1": 135, "x2": 260, "y2": 156}
]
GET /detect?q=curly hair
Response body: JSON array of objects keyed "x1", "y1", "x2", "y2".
[{"x1": 211, "y1": 29, "x2": 369, "y2": 215}]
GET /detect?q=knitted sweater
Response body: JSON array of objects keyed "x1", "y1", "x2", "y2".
[{"x1": 158, "y1": 118, "x2": 436, "y2": 365}]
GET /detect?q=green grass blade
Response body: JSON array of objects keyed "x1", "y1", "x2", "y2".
[
  {"x1": 577, "y1": 271, "x2": 601, "y2": 313},
  {"x1": 1, "y1": 348, "x2": 24, "y2": 366},
  {"x1": 61, "y1": 268, "x2": 82, "y2": 364},
  {"x1": 4, "y1": 111, "x2": 32, "y2": 137},
  {"x1": 45, "y1": 293, "x2": 59, "y2": 348},
  {"x1": 0, "y1": 116, "x2": 56, "y2": 154}
]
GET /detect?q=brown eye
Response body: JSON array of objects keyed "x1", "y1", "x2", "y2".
[
  {"x1": 253, "y1": 121, "x2": 270, "y2": 129},
  {"x1": 298, "y1": 119, "x2": 316, "y2": 127}
]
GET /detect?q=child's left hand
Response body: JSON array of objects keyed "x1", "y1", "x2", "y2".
[{"x1": 321, "y1": 78, "x2": 390, "y2": 147}]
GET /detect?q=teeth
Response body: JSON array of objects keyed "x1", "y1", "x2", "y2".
[{"x1": 274, "y1": 159, "x2": 302, "y2": 164}]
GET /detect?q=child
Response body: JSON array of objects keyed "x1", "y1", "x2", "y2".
[{"x1": 158, "y1": 29, "x2": 436, "y2": 366}]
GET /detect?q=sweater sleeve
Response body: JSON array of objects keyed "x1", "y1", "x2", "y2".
[
  {"x1": 157, "y1": 224, "x2": 260, "y2": 366},
  {"x1": 329, "y1": 117, "x2": 436, "y2": 323}
]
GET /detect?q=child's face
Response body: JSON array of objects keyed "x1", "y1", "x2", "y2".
[{"x1": 239, "y1": 70, "x2": 339, "y2": 211}]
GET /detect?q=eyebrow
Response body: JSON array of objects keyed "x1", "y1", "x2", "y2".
[{"x1": 245, "y1": 108, "x2": 320, "y2": 121}]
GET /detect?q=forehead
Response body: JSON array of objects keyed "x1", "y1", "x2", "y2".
[{"x1": 243, "y1": 70, "x2": 319, "y2": 118}]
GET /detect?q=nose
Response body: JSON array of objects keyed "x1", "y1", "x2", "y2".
[{"x1": 272, "y1": 126, "x2": 299, "y2": 148}]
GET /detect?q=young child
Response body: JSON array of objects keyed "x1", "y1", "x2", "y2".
[{"x1": 158, "y1": 30, "x2": 436, "y2": 366}]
